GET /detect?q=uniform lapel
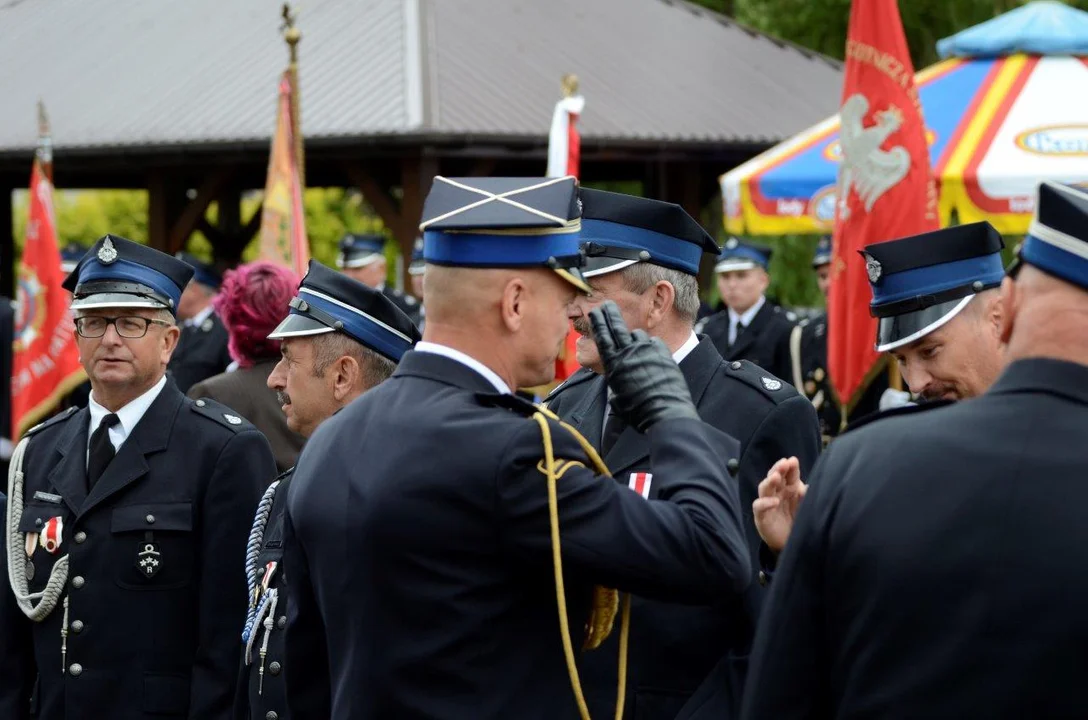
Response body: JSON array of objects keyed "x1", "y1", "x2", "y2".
[
  {"x1": 605, "y1": 339, "x2": 722, "y2": 477},
  {"x1": 562, "y1": 374, "x2": 608, "y2": 451},
  {"x1": 80, "y1": 382, "x2": 184, "y2": 517},
  {"x1": 46, "y1": 407, "x2": 92, "y2": 515},
  {"x1": 726, "y1": 302, "x2": 770, "y2": 360}
]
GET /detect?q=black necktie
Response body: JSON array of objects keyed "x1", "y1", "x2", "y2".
[
  {"x1": 730, "y1": 322, "x2": 747, "y2": 349},
  {"x1": 601, "y1": 408, "x2": 625, "y2": 456},
  {"x1": 88, "y1": 414, "x2": 120, "y2": 489}
]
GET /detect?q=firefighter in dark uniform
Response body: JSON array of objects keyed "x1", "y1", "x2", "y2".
[
  {"x1": 0, "y1": 235, "x2": 276, "y2": 720},
  {"x1": 283, "y1": 176, "x2": 751, "y2": 720},
  {"x1": 742, "y1": 180, "x2": 1088, "y2": 720},
  {"x1": 336, "y1": 233, "x2": 421, "y2": 326},
  {"x1": 755, "y1": 221, "x2": 1010, "y2": 581},
  {"x1": 168, "y1": 252, "x2": 232, "y2": 394},
  {"x1": 407, "y1": 238, "x2": 426, "y2": 332},
  {"x1": 699, "y1": 239, "x2": 796, "y2": 383},
  {"x1": 544, "y1": 188, "x2": 821, "y2": 720},
  {"x1": 234, "y1": 260, "x2": 420, "y2": 720},
  {"x1": 788, "y1": 236, "x2": 838, "y2": 441}
]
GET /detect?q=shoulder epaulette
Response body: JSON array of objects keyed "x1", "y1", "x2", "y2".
[
  {"x1": 542, "y1": 367, "x2": 597, "y2": 405},
  {"x1": 723, "y1": 359, "x2": 802, "y2": 403},
  {"x1": 25, "y1": 406, "x2": 79, "y2": 437},
  {"x1": 842, "y1": 399, "x2": 954, "y2": 435},
  {"x1": 190, "y1": 397, "x2": 255, "y2": 432},
  {"x1": 476, "y1": 392, "x2": 541, "y2": 418}
]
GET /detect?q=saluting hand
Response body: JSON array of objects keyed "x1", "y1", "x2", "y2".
[
  {"x1": 753, "y1": 456, "x2": 807, "y2": 554},
  {"x1": 588, "y1": 301, "x2": 698, "y2": 432}
]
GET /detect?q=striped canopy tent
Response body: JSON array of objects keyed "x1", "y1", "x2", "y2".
[{"x1": 722, "y1": 0, "x2": 1088, "y2": 236}]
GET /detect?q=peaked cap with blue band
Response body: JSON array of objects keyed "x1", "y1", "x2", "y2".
[
  {"x1": 1013, "y1": 181, "x2": 1088, "y2": 292},
  {"x1": 63, "y1": 235, "x2": 194, "y2": 315},
  {"x1": 577, "y1": 188, "x2": 719, "y2": 278},
  {"x1": 60, "y1": 242, "x2": 86, "y2": 274},
  {"x1": 715, "y1": 237, "x2": 773, "y2": 273},
  {"x1": 862, "y1": 221, "x2": 1005, "y2": 352},
  {"x1": 268, "y1": 260, "x2": 420, "y2": 362},
  {"x1": 419, "y1": 176, "x2": 589, "y2": 293},
  {"x1": 337, "y1": 233, "x2": 387, "y2": 269},
  {"x1": 812, "y1": 236, "x2": 833, "y2": 268},
  {"x1": 408, "y1": 237, "x2": 425, "y2": 276},
  {"x1": 175, "y1": 251, "x2": 222, "y2": 289}
]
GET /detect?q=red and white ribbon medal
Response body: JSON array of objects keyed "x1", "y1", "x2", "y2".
[
  {"x1": 628, "y1": 472, "x2": 652, "y2": 500},
  {"x1": 39, "y1": 516, "x2": 64, "y2": 554}
]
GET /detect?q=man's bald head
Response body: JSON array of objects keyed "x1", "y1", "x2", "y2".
[
  {"x1": 422, "y1": 265, "x2": 580, "y2": 389},
  {"x1": 1001, "y1": 265, "x2": 1088, "y2": 365}
]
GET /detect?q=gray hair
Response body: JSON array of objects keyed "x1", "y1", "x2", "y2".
[
  {"x1": 311, "y1": 332, "x2": 396, "y2": 390},
  {"x1": 617, "y1": 263, "x2": 700, "y2": 323}
]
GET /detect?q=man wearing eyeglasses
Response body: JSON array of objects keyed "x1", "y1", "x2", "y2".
[{"x1": 0, "y1": 235, "x2": 276, "y2": 720}]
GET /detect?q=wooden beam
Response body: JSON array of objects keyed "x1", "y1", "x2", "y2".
[
  {"x1": 167, "y1": 168, "x2": 234, "y2": 254},
  {"x1": 343, "y1": 163, "x2": 405, "y2": 236},
  {"x1": 1, "y1": 187, "x2": 13, "y2": 298},
  {"x1": 468, "y1": 157, "x2": 497, "y2": 177}
]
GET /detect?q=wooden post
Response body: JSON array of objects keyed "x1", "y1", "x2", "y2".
[
  {"x1": 147, "y1": 171, "x2": 182, "y2": 252},
  {"x1": 1, "y1": 186, "x2": 14, "y2": 298}
]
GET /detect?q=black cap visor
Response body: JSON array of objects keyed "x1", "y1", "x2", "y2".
[{"x1": 875, "y1": 295, "x2": 974, "y2": 352}]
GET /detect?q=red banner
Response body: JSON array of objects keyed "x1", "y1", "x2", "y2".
[
  {"x1": 258, "y1": 72, "x2": 310, "y2": 277},
  {"x1": 12, "y1": 151, "x2": 86, "y2": 436},
  {"x1": 828, "y1": 0, "x2": 939, "y2": 412}
]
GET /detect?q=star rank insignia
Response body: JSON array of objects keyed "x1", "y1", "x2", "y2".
[
  {"x1": 762, "y1": 377, "x2": 782, "y2": 391},
  {"x1": 137, "y1": 542, "x2": 162, "y2": 578}
]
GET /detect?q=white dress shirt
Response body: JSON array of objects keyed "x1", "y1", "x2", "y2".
[
  {"x1": 87, "y1": 375, "x2": 167, "y2": 458},
  {"x1": 414, "y1": 342, "x2": 512, "y2": 395},
  {"x1": 727, "y1": 294, "x2": 766, "y2": 345}
]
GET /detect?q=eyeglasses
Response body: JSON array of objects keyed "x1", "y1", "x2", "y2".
[{"x1": 74, "y1": 315, "x2": 173, "y2": 339}]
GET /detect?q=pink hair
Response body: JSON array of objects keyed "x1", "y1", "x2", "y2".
[{"x1": 213, "y1": 261, "x2": 300, "y2": 368}]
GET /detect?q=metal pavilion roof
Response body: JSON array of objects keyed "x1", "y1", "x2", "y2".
[{"x1": 0, "y1": 0, "x2": 842, "y2": 153}]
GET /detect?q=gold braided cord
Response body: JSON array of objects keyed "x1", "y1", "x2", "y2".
[{"x1": 532, "y1": 409, "x2": 631, "y2": 720}]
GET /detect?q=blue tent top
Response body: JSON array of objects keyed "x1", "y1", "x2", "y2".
[{"x1": 938, "y1": 1, "x2": 1088, "y2": 58}]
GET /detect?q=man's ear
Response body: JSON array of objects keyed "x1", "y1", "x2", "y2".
[
  {"x1": 500, "y1": 276, "x2": 527, "y2": 333},
  {"x1": 332, "y1": 355, "x2": 361, "y2": 402},
  {"x1": 998, "y1": 277, "x2": 1017, "y2": 346},
  {"x1": 645, "y1": 280, "x2": 675, "y2": 330}
]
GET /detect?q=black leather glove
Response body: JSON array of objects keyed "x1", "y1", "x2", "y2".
[{"x1": 589, "y1": 301, "x2": 698, "y2": 432}]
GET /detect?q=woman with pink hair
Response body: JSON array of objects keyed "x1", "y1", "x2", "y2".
[{"x1": 188, "y1": 261, "x2": 305, "y2": 473}]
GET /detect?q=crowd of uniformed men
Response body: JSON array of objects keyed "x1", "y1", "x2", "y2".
[{"x1": 2, "y1": 173, "x2": 1088, "y2": 720}]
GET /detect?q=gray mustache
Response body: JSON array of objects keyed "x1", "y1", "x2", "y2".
[{"x1": 277, "y1": 391, "x2": 291, "y2": 406}]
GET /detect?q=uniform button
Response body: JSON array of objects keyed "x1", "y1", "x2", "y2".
[
  {"x1": 730, "y1": 361, "x2": 742, "y2": 371},
  {"x1": 74, "y1": 531, "x2": 87, "y2": 544},
  {"x1": 265, "y1": 712, "x2": 278, "y2": 720},
  {"x1": 69, "y1": 663, "x2": 83, "y2": 677},
  {"x1": 70, "y1": 620, "x2": 84, "y2": 633},
  {"x1": 269, "y1": 661, "x2": 282, "y2": 675},
  {"x1": 34, "y1": 518, "x2": 43, "y2": 528},
  {"x1": 277, "y1": 616, "x2": 287, "y2": 629},
  {"x1": 758, "y1": 570, "x2": 769, "y2": 587},
  {"x1": 145, "y1": 514, "x2": 155, "y2": 524},
  {"x1": 195, "y1": 400, "x2": 206, "y2": 407},
  {"x1": 71, "y1": 576, "x2": 85, "y2": 589}
]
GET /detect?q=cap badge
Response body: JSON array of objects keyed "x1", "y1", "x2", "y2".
[
  {"x1": 864, "y1": 253, "x2": 882, "y2": 284},
  {"x1": 761, "y1": 377, "x2": 782, "y2": 391},
  {"x1": 224, "y1": 414, "x2": 243, "y2": 425},
  {"x1": 725, "y1": 238, "x2": 739, "y2": 250},
  {"x1": 97, "y1": 237, "x2": 118, "y2": 265}
]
